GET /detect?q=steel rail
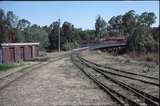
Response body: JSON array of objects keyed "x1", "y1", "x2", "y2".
[
  {"x1": 71, "y1": 55, "x2": 128, "y2": 106},
  {"x1": 78, "y1": 55, "x2": 159, "y2": 106},
  {"x1": 78, "y1": 55, "x2": 159, "y2": 104},
  {"x1": 80, "y1": 56, "x2": 159, "y2": 80},
  {"x1": 71, "y1": 54, "x2": 148, "y2": 106},
  {"x1": 78, "y1": 55, "x2": 159, "y2": 87}
]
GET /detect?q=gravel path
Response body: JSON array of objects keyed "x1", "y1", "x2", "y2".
[{"x1": 0, "y1": 56, "x2": 114, "y2": 106}]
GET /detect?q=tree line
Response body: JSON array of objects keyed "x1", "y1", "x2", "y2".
[
  {"x1": 0, "y1": 8, "x2": 159, "y2": 53},
  {"x1": 95, "y1": 10, "x2": 159, "y2": 53}
]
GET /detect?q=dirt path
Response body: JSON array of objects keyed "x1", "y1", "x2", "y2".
[{"x1": 0, "y1": 56, "x2": 114, "y2": 106}]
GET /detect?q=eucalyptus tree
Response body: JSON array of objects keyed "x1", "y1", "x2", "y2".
[
  {"x1": 122, "y1": 10, "x2": 138, "y2": 37},
  {"x1": 138, "y1": 12, "x2": 157, "y2": 27},
  {"x1": 0, "y1": 9, "x2": 18, "y2": 43},
  {"x1": 61, "y1": 21, "x2": 74, "y2": 50},
  {"x1": 62, "y1": 22, "x2": 73, "y2": 43},
  {"x1": 22, "y1": 24, "x2": 48, "y2": 50},
  {"x1": 127, "y1": 11, "x2": 157, "y2": 53},
  {"x1": 95, "y1": 15, "x2": 107, "y2": 40},
  {"x1": 48, "y1": 21, "x2": 60, "y2": 50},
  {"x1": 15, "y1": 19, "x2": 31, "y2": 42},
  {"x1": 0, "y1": 9, "x2": 6, "y2": 43},
  {"x1": 17, "y1": 19, "x2": 31, "y2": 31},
  {"x1": 107, "y1": 15, "x2": 123, "y2": 36}
]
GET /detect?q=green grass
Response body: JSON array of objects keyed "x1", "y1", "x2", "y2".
[{"x1": 0, "y1": 64, "x2": 15, "y2": 71}]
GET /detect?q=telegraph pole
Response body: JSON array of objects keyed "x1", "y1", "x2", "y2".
[{"x1": 58, "y1": 19, "x2": 60, "y2": 52}]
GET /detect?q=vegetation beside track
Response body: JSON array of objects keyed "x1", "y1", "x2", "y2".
[{"x1": 0, "y1": 64, "x2": 16, "y2": 71}]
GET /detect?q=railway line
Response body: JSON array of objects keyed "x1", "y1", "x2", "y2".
[
  {"x1": 77, "y1": 55, "x2": 159, "y2": 87},
  {"x1": 71, "y1": 52, "x2": 159, "y2": 106},
  {"x1": 79, "y1": 56, "x2": 159, "y2": 80},
  {"x1": 0, "y1": 54, "x2": 68, "y2": 91},
  {"x1": 0, "y1": 43, "x2": 159, "y2": 105}
]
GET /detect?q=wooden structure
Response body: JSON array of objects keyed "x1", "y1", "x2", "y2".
[
  {"x1": 0, "y1": 43, "x2": 39, "y2": 64},
  {"x1": 80, "y1": 37, "x2": 127, "y2": 47}
]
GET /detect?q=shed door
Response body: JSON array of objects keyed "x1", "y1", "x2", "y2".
[
  {"x1": 0, "y1": 49, "x2": 2, "y2": 64},
  {"x1": 20, "y1": 47, "x2": 24, "y2": 60},
  {"x1": 28, "y1": 46, "x2": 32, "y2": 59},
  {"x1": 35, "y1": 46, "x2": 39, "y2": 56},
  {"x1": 9, "y1": 48, "x2": 15, "y2": 63}
]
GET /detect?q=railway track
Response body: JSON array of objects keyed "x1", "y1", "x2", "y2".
[
  {"x1": 80, "y1": 56, "x2": 159, "y2": 80},
  {"x1": 71, "y1": 53, "x2": 159, "y2": 106},
  {"x1": 0, "y1": 54, "x2": 68, "y2": 91},
  {"x1": 78, "y1": 56, "x2": 159, "y2": 104},
  {"x1": 77, "y1": 55, "x2": 159, "y2": 87}
]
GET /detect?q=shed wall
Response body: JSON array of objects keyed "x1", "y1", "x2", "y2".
[
  {"x1": 0, "y1": 43, "x2": 39, "y2": 64},
  {"x1": 0, "y1": 48, "x2": 2, "y2": 64}
]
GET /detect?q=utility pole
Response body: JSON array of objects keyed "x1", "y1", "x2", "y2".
[{"x1": 58, "y1": 19, "x2": 60, "y2": 52}]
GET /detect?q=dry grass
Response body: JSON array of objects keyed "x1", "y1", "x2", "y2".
[{"x1": 127, "y1": 52, "x2": 159, "y2": 64}]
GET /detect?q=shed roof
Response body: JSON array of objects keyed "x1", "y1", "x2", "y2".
[{"x1": 0, "y1": 43, "x2": 39, "y2": 47}]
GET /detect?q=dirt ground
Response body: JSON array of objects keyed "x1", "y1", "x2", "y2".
[
  {"x1": 0, "y1": 53, "x2": 115, "y2": 106},
  {"x1": 80, "y1": 50, "x2": 159, "y2": 98},
  {"x1": 0, "y1": 50, "x2": 159, "y2": 106},
  {"x1": 0, "y1": 62, "x2": 39, "y2": 79}
]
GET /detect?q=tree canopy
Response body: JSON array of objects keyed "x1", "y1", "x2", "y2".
[
  {"x1": 0, "y1": 8, "x2": 159, "y2": 53},
  {"x1": 95, "y1": 15, "x2": 107, "y2": 40}
]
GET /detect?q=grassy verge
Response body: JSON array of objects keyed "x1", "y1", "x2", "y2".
[
  {"x1": 0, "y1": 64, "x2": 16, "y2": 71},
  {"x1": 127, "y1": 52, "x2": 159, "y2": 64}
]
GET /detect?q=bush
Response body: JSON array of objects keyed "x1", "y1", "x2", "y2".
[
  {"x1": 0, "y1": 64, "x2": 15, "y2": 71},
  {"x1": 127, "y1": 26, "x2": 157, "y2": 53},
  {"x1": 63, "y1": 41, "x2": 79, "y2": 50}
]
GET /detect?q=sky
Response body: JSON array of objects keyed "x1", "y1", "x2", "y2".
[{"x1": 0, "y1": 1, "x2": 159, "y2": 30}]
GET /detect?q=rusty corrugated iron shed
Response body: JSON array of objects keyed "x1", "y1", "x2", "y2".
[{"x1": 0, "y1": 43, "x2": 39, "y2": 64}]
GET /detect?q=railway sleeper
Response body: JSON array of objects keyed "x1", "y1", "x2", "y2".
[
  {"x1": 79, "y1": 55, "x2": 159, "y2": 81},
  {"x1": 83, "y1": 60, "x2": 159, "y2": 86},
  {"x1": 73, "y1": 55, "x2": 148, "y2": 106},
  {"x1": 76, "y1": 55, "x2": 159, "y2": 106},
  {"x1": 80, "y1": 59, "x2": 159, "y2": 105},
  {"x1": 72, "y1": 58, "x2": 129, "y2": 106}
]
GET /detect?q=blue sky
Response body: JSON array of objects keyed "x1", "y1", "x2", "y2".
[{"x1": 0, "y1": 1, "x2": 159, "y2": 30}]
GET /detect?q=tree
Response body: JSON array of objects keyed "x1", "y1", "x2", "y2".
[
  {"x1": 0, "y1": 9, "x2": 6, "y2": 43},
  {"x1": 42, "y1": 25, "x2": 51, "y2": 34},
  {"x1": 61, "y1": 21, "x2": 74, "y2": 50},
  {"x1": 23, "y1": 25, "x2": 48, "y2": 50},
  {"x1": 62, "y1": 22, "x2": 73, "y2": 37},
  {"x1": 72, "y1": 28, "x2": 83, "y2": 42},
  {"x1": 122, "y1": 10, "x2": 138, "y2": 37},
  {"x1": 0, "y1": 9, "x2": 18, "y2": 43},
  {"x1": 105, "y1": 10, "x2": 158, "y2": 53},
  {"x1": 48, "y1": 21, "x2": 60, "y2": 50},
  {"x1": 151, "y1": 26, "x2": 159, "y2": 42},
  {"x1": 17, "y1": 19, "x2": 31, "y2": 31},
  {"x1": 107, "y1": 15, "x2": 123, "y2": 36},
  {"x1": 15, "y1": 29, "x2": 25, "y2": 42},
  {"x1": 127, "y1": 26, "x2": 155, "y2": 53},
  {"x1": 15, "y1": 19, "x2": 31, "y2": 42},
  {"x1": 6, "y1": 11, "x2": 18, "y2": 42},
  {"x1": 138, "y1": 12, "x2": 157, "y2": 27},
  {"x1": 95, "y1": 15, "x2": 107, "y2": 40},
  {"x1": 127, "y1": 11, "x2": 157, "y2": 53}
]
